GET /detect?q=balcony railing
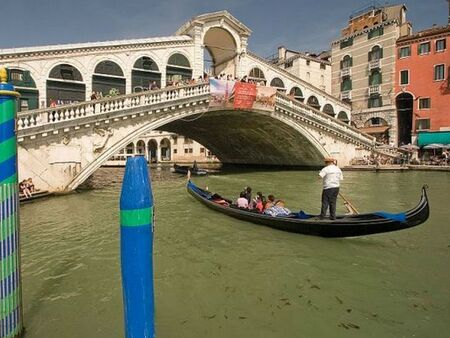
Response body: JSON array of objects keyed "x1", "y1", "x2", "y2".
[
  {"x1": 340, "y1": 68, "x2": 351, "y2": 77},
  {"x1": 369, "y1": 59, "x2": 381, "y2": 70},
  {"x1": 340, "y1": 91, "x2": 351, "y2": 100},
  {"x1": 368, "y1": 85, "x2": 381, "y2": 95}
]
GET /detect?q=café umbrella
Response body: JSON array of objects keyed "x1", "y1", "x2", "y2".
[{"x1": 399, "y1": 143, "x2": 419, "y2": 152}]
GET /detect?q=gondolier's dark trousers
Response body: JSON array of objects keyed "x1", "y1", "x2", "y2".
[{"x1": 320, "y1": 187, "x2": 339, "y2": 220}]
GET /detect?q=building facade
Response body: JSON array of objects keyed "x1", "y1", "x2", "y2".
[
  {"x1": 331, "y1": 4, "x2": 411, "y2": 145},
  {"x1": 395, "y1": 25, "x2": 450, "y2": 146},
  {"x1": 271, "y1": 47, "x2": 331, "y2": 96}
]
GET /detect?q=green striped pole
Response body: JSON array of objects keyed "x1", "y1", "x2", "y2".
[{"x1": 0, "y1": 67, "x2": 23, "y2": 338}]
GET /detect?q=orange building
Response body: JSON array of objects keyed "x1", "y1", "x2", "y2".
[{"x1": 395, "y1": 25, "x2": 450, "y2": 146}]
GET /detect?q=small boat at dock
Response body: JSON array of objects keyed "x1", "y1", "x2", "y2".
[{"x1": 173, "y1": 164, "x2": 208, "y2": 176}]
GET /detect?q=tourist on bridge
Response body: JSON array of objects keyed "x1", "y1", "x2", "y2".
[{"x1": 318, "y1": 157, "x2": 343, "y2": 220}]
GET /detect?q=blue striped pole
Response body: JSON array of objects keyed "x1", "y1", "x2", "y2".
[
  {"x1": 120, "y1": 156, "x2": 155, "y2": 338},
  {"x1": 0, "y1": 67, "x2": 23, "y2": 338}
]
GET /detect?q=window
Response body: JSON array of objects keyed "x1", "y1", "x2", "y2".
[
  {"x1": 416, "y1": 118, "x2": 430, "y2": 130},
  {"x1": 340, "y1": 38, "x2": 353, "y2": 49},
  {"x1": 285, "y1": 60, "x2": 293, "y2": 68},
  {"x1": 400, "y1": 70, "x2": 409, "y2": 85},
  {"x1": 418, "y1": 42, "x2": 430, "y2": 55},
  {"x1": 368, "y1": 95, "x2": 382, "y2": 108},
  {"x1": 184, "y1": 148, "x2": 188, "y2": 154},
  {"x1": 188, "y1": 148, "x2": 193, "y2": 153},
  {"x1": 434, "y1": 64, "x2": 445, "y2": 81},
  {"x1": 399, "y1": 46, "x2": 411, "y2": 58},
  {"x1": 173, "y1": 149, "x2": 177, "y2": 154},
  {"x1": 10, "y1": 70, "x2": 23, "y2": 81},
  {"x1": 320, "y1": 63, "x2": 326, "y2": 70},
  {"x1": 419, "y1": 98, "x2": 431, "y2": 109},
  {"x1": 306, "y1": 60, "x2": 310, "y2": 66},
  {"x1": 436, "y1": 39, "x2": 446, "y2": 52},
  {"x1": 368, "y1": 26, "x2": 384, "y2": 39},
  {"x1": 341, "y1": 78, "x2": 352, "y2": 91},
  {"x1": 369, "y1": 46, "x2": 383, "y2": 61},
  {"x1": 20, "y1": 99, "x2": 29, "y2": 111},
  {"x1": 200, "y1": 147, "x2": 205, "y2": 153},
  {"x1": 173, "y1": 136, "x2": 177, "y2": 145},
  {"x1": 369, "y1": 70, "x2": 382, "y2": 85},
  {"x1": 341, "y1": 55, "x2": 352, "y2": 69}
]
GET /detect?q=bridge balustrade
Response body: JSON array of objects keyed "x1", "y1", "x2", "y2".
[{"x1": 17, "y1": 82, "x2": 210, "y2": 131}]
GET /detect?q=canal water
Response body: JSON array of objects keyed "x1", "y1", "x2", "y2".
[{"x1": 20, "y1": 168, "x2": 450, "y2": 337}]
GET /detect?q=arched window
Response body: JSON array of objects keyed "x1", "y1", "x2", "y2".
[
  {"x1": 248, "y1": 67, "x2": 266, "y2": 83},
  {"x1": 369, "y1": 45, "x2": 383, "y2": 61},
  {"x1": 147, "y1": 140, "x2": 158, "y2": 163},
  {"x1": 132, "y1": 56, "x2": 161, "y2": 92},
  {"x1": 341, "y1": 55, "x2": 352, "y2": 69},
  {"x1": 125, "y1": 142, "x2": 135, "y2": 155},
  {"x1": 92, "y1": 61, "x2": 125, "y2": 96},
  {"x1": 337, "y1": 111, "x2": 350, "y2": 123},
  {"x1": 47, "y1": 64, "x2": 86, "y2": 106},
  {"x1": 160, "y1": 138, "x2": 171, "y2": 161},
  {"x1": 7, "y1": 68, "x2": 39, "y2": 111},
  {"x1": 270, "y1": 77, "x2": 285, "y2": 92},
  {"x1": 289, "y1": 87, "x2": 304, "y2": 102},
  {"x1": 166, "y1": 53, "x2": 192, "y2": 85},
  {"x1": 322, "y1": 104, "x2": 335, "y2": 117},
  {"x1": 369, "y1": 70, "x2": 382, "y2": 86},
  {"x1": 307, "y1": 96, "x2": 321, "y2": 110},
  {"x1": 364, "y1": 117, "x2": 388, "y2": 127},
  {"x1": 136, "y1": 140, "x2": 146, "y2": 155}
]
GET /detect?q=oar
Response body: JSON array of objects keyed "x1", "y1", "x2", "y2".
[{"x1": 339, "y1": 192, "x2": 359, "y2": 215}]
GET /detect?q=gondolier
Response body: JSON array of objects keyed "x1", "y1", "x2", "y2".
[{"x1": 319, "y1": 157, "x2": 343, "y2": 220}]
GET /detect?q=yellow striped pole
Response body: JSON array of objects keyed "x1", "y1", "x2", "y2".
[{"x1": 0, "y1": 67, "x2": 24, "y2": 338}]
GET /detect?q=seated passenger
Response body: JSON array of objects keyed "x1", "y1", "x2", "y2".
[
  {"x1": 236, "y1": 191, "x2": 249, "y2": 209},
  {"x1": 264, "y1": 200, "x2": 292, "y2": 217},
  {"x1": 264, "y1": 194, "x2": 276, "y2": 210}
]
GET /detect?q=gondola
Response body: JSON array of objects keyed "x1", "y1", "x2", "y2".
[
  {"x1": 174, "y1": 164, "x2": 207, "y2": 176},
  {"x1": 187, "y1": 181, "x2": 429, "y2": 237}
]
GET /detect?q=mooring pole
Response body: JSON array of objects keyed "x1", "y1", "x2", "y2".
[
  {"x1": 0, "y1": 67, "x2": 24, "y2": 338},
  {"x1": 120, "y1": 156, "x2": 155, "y2": 337}
]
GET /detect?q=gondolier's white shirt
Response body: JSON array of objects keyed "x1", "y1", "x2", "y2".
[{"x1": 319, "y1": 164, "x2": 343, "y2": 190}]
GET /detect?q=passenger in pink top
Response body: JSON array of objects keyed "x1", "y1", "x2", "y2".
[{"x1": 236, "y1": 191, "x2": 249, "y2": 209}]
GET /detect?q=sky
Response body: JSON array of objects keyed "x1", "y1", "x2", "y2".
[{"x1": 1, "y1": 0, "x2": 447, "y2": 57}]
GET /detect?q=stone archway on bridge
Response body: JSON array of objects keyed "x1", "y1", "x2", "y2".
[
  {"x1": 289, "y1": 87, "x2": 304, "y2": 102},
  {"x1": 132, "y1": 56, "x2": 161, "y2": 92},
  {"x1": 307, "y1": 95, "x2": 321, "y2": 111},
  {"x1": 92, "y1": 60, "x2": 126, "y2": 96},
  {"x1": 270, "y1": 77, "x2": 286, "y2": 92},
  {"x1": 322, "y1": 104, "x2": 335, "y2": 117},
  {"x1": 337, "y1": 111, "x2": 350, "y2": 124},
  {"x1": 203, "y1": 27, "x2": 238, "y2": 77},
  {"x1": 7, "y1": 68, "x2": 39, "y2": 111},
  {"x1": 47, "y1": 64, "x2": 86, "y2": 107}
]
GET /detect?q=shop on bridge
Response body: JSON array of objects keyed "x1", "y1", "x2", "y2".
[
  {"x1": 132, "y1": 56, "x2": 161, "y2": 92},
  {"x1": 7, "y1": 68, "x2": 39, "y2": 111},
  {"x1": 46, "y1": 64, "x2": 86, "y2": 106},
  {"x1": 92, "y1": 61, "x2": 126, "y2": 96},
  {"x1": 166, "y1": 53, "x2": 192, "y2": 85}
]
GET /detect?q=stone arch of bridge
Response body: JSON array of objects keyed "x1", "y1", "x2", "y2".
[
  {"x1": 203, "y1": 26, "x2": 238, "y2": 77},
  {"x1": 67, "y1": 108, "x2": 329, "y2": 190}
]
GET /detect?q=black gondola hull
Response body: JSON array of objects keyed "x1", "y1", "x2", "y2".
[{"x1": 187, "y1": 181, "x2": 429, "y2": 238}]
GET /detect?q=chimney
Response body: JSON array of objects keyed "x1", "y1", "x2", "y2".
[{"x1": 278, "y1": 46, "x2": 286, "y2": 62}]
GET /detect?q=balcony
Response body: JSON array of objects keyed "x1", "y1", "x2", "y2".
[
  {"x1": 368, "y1": 85, "x2": 381, "y2": 95},
  {"x1": 340, "y1": 91, "x2": 351, "y2": 100},
  {"x1": 340, "y1": 68, "x2": 351, "y2": 77},
  {"x1": 369, "y1": 59, "x2": 381, "y2": 70}
]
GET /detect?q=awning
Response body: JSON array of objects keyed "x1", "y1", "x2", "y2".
[
  {"x1": 359, "y1": 125, "x2": 390, "y2": 134},
  {"x1": 417, "y1": 131, "x2": 450, "y2": 147}
]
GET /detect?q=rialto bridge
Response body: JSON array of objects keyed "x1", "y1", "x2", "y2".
[{"x1": 0, "y1": 11, "x2": 377, "y2": 192}]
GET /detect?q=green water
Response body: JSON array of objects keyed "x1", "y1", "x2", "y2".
[{"x1": 20, "y1": 168, "x2": 450, "y2": 337}]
